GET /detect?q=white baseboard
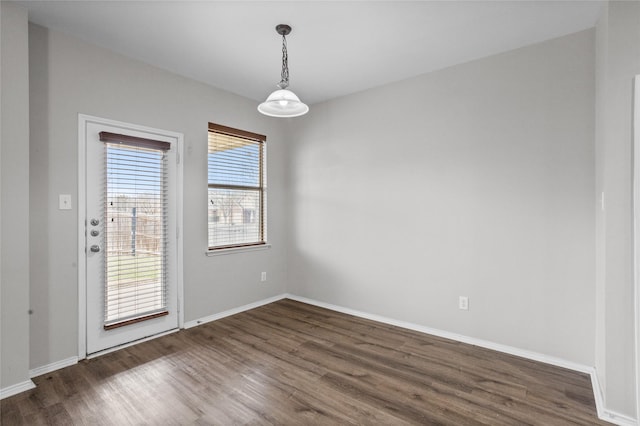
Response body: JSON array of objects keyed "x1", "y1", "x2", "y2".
[
  {"x1": 591, "y1": 369, "x2": 607, "y2": 420},
  {"x1": 15, "y1": 294, "x2": 288, "y2": 393},
  {"x1": 5, "y1": 293, "x2": 637, "y2": 425},
  {"x1": 285, "y1": 294, "x2": 592, "y2": 373},
  {"x1": 589, "y1": 371, "x2": 637, "y2": 425},
  {"x1": 599, "y1": 408, "x2": 638, "y2": 426},
  {"x1": 29, "y1": 356, "x2": 79, "y2": 379},
  {"x1": 284, "y1": 294, "x2": 639, "y2": 425},
  {"x1": 0, "y1": 380, "x2": 36, "y2": 400},
  {"x1": 184, "y1": 294, "x2": 287, "y2": 329}
]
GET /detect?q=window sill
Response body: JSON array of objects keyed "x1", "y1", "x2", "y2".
[{"x1": 206, "y1": 244, "x2": 271, "y2": 257}]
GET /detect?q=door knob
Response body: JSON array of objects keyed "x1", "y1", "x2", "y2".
[
  {"x1": 90, "y1": 245, "x2": 101, "y2": 253},
  {"x1": 90, "y1": 218, "x2": 100, "y2": 226},
  {"x1": 90, "y1": 230, "x2": 99, "y2": 237}
]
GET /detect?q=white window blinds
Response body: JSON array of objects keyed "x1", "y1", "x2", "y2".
[
  {"x1": 208, "y1": 123, "x2": 266, "y2": 250},
  {"x1": 100, "y1": 131, "x2": 170, "y2": 329}
]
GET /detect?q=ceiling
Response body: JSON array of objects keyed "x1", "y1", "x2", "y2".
[{"x1": 19, "y1": 1, "x2": 603, "y2": 106}]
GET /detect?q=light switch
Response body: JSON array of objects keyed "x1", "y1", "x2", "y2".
[{"x1": 59, "y1": 194, "x2": 72, "y2": 210}]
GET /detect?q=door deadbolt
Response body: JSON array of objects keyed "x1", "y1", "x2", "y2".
[{"x1": 90, "y1": 218, "x2": 100, "y2": 226}]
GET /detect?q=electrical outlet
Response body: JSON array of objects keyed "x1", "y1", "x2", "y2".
[
  {"x1": 261, "y1": 272, "x2": 267, "y2": 282},
  {"x1": 459, "y1": 296, "x2": 469, "y2": 310}
]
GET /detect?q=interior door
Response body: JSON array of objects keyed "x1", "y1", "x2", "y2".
[{"x1": 84, "y1": 118, "x2": 179, "y2": 355}]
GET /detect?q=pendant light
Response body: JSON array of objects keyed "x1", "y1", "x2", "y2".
[{"x1": 258, "y1": 24, "x2": 309, "y2": 118}]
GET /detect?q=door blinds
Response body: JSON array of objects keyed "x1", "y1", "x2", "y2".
[
  {"x1": 208, "y1": 123, "x2": 266, "y2": 250},
  {"x1": 99, "y1": 131, "x2": 170, "y2": 329}
]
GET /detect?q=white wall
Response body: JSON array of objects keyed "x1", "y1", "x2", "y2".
[
  {"x1": 27, "y1": 24, "x2": 289, "y2": 369},
  {"x1": 595, "y1": 0, "x2": 640, "y2": 419},
  {"x1": 288, "y1": 30, "x2": 596, "y2": 366},
  {"x1": 0, "y1": 2, "x2": 31, "y2": 390}
]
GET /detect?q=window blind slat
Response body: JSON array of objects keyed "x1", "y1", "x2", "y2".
[{"x1": 103, "y1": 142, "x2": 168, "y2": 327}]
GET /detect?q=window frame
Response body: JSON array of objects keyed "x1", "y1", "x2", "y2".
[{"x1": 207, "y1": 122, "x2": 267, "y2": 252}]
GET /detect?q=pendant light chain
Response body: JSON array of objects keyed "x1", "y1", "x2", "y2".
[
  {"x1": 258, "y1": 23, "x2": 308, "y2": 118},
  {"x1": 279, "y1": 34, "x2": 290, "y2": 89}
]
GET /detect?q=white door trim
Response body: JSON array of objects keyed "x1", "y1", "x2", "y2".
[
  {"x1": 78, "y1": 114, "x2": 184, "y2": 359},
  {"x1": 634, "y1": 75, "x2": 640, "y2": 423}
]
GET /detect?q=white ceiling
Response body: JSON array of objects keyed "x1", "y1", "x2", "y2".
[{"x1": 19, "y1": 1, "x2": 603, "y2": 106}]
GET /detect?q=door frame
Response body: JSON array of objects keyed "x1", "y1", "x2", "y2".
[
  {"x1": 77, "y1": 114, "x2": 184, "y2": 359},
  {"x1": 634, "y1": 75, "x2": 640, "y2": 422}
]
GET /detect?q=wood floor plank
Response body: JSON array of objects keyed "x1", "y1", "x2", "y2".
[{"x1": 1, "y1": 299, "x2": 608, "y2": 425}]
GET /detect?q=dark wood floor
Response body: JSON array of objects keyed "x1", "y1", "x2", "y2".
[{"x1": 2, "y1": 299, "x2": 608, "y2": 425}]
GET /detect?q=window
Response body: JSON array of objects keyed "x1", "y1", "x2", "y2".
[
  {"x1": 208, "y1": 123, "x2": 266, "y2": 250},
  {"x1": 100, "y1": 131, "x2": 170, "y2": 328}
]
